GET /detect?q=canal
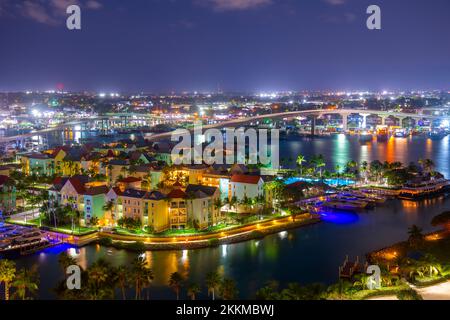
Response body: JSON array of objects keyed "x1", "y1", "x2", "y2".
[{"x1": 9, "y1": 133, "x2": 450, "y2": 299}]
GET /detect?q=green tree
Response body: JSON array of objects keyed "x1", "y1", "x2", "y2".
[
  {"x1": 169, "y1": 272, "x2": 184, "y2": 300},
  {"x1": 131, "y1": 255, "x2": 153, "y2": 300},
  {"x1": 12, "y1": 265, "x2": 40, "y2": 300},
  {"x1": 102, "y1": 199, "x2": 115, "y2": 222},
  {"x1": 86, "y1": 260, "x2": 110, "y2": 300},
  {"x1": 187, "y1": 283, "x2": 201, "y2": 300},
  {"x1": 58, "y1": 251, "x2": 77, "y2": 274},
  {"x1": 0, "y1": 259, "x2": 16, "y2": 300},
  {"x1": 296, "y1": 155, "x2": 306, "y2": 176},
  {"x1": 408, "y1": 225, "x2": 424, "y2": 248},
  {"x1": 220, "y1": 278, "x2": 238, "y2": 300},
  {"x1": 205, "y1": 271, "x2": 221, "y2": 300},
  {"x1": 114, "y1": 265, "x2": 129, "y2": 300}
]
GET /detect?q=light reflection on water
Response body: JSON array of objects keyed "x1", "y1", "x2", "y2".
[
  {"x1": 280, "y1": 135, "x2": 450, "y2": 178},
  {"x1": 9, "y1": 134, "x2": 450, "y2": 299},
  {"x1": 15, "y1": 196, "x2": 449, "y2": 300}
]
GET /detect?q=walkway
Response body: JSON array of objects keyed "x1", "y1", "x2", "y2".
[
  {"x1": 9, "y1": 209, "x2": 40, "y2": 222},
  {"x1": 368, "y1": 281, "x2": 450, "y2": 300}
]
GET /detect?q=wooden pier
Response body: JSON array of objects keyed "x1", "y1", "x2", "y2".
[
  {"x1": 339, "y1": 255, "x2": 368, "y2": 279},
  {"x1": 19, "y1": 239, "x2": 61, "y2": 255}
]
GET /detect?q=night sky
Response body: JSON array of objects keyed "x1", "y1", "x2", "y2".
[{"x1": 0, "y1": 0, "x2": 449, "y2": 92}]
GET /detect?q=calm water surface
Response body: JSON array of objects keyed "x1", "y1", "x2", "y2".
[{"x1": 10, "y1": 134, "x2": 450, "y2": 299}]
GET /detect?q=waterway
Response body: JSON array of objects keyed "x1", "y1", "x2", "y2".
[{"x1": 7, "y1": 133, "x2": 450, "y2": 299}]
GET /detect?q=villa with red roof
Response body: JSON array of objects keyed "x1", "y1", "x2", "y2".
[{"x1": 230, "y1": 174, "x2": 264, "y2": 201}]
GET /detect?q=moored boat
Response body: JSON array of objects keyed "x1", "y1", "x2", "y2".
[{"x1": 398, "y1": 177, "x2": 450, "y2": 200}]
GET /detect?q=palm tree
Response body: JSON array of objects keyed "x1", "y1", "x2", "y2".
[
  {"x1": 335, "y1": 164, "x2": 342, "y2": 185},
  {"x1": 352, "y1": 273, "x2": 372, "y2": 291},
  {"x1": 229, "y1": 196, "x2": 238, "y2": 212},
  {"x1": 408, "y1": 225, "x2": 424, "y2": 248},
  {"x1": 220, "y1": 278, "x2": 238, "y2": 300},
  {"x1": 169, "y1": 272, "x2": 184, "y2": 300},
  {"x1": 326, "y1": 280, "x2": 352, "y2": 300},
  {"x1": 120, "y1": 166, "x2": 128, "y2": 178},
  {"x1": 187, "y1": 283, "x2": 201, "y2": 300},
  {"x1": 87, "y1": 261, "x2": 109, "y2": 300},
  {"x1": 102, "y1": 200, "x2": 115, "y2": 224},
  {"x1": 280, "y1": 282, "x2": 306, "y2": 300},
  {"x1": 205, "y1": 271, "x2": 221, "y2": 300},
  {"x1": 115, "y1": 265, "x2": 129, "y2": 300},
  {"x1": 360, "y1": 161, "x2": 369, "y2": 182},
  {"x1": 0, "y1": 259, "x2": 16, "y2": 300},
  {"x1": 256, "y1": 285, "x2": 279, "y2": 300},
  {"x1": 420, "y1": 254, "x2": 441, "y2": 278},
  {"x1": 58, "y1": 251, "x2": 78, "y2": 274},
  {"x1": 12, "y1": 265, "x2": 40, "y2": 300},
  {"x1": 145, "y1": 172, "x2": 152, "y2": 191},
  {"x1": 142, "y1": 267, "x2": 154, "y2": 300},
  {"x1": 107, "y1": 164, "x2": 113, "y2": 185},
  {"x1": 346, "y1": 160, "x2": 358, "y2": 177},
  {"x1": 296, "y1": 155, "x2": 306, "y2": 176},
  {"x1": 311, "y1": 155, "x2": 326, "y2": 178},
  {"x1": 130, "y1": 255, "x2": 153, "y2": 300},
  {"x1": 419, "y1": 158, "x2": 435, "y2": 174}
]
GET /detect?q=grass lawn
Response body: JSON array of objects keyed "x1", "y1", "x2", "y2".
[
  {"x1": 115, "y1": 227, "x2": 148, "y2": 236},
  {"x1": 45, "y1": 225, "x2": 96, "y2": 235},
  {"x1": 353, "y1": 283, "x2": 410, "y2": 300},
  {"x1": 8, "y1": 219, "x2": 96, "y2": 236}
]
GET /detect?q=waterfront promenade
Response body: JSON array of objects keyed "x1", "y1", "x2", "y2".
[{"x1": 8, "y1": 213, "x2": 320, "y2": 251}]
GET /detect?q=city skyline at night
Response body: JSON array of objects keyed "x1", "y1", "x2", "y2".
[
  {"x1": 2, "y1": 0, "x2": 450, "y2": 307},
  {"x1": 1, "y1": 0, "x2": 449, "y2": 92}
]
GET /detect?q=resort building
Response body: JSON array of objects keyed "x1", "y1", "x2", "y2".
[
  {"x1": 48, "y1": 177, "x2": 69, "y2": 205},
  {"x1": 106, "y1": 187, "x2": 124, "y2": 222},
  {"x1": 0, "y1": 175, "x2": 16, "y2": 214},
  {"x1": 185, "y1": 184, "x2": 222, "y2": 229},
  {"x1": 106, "y1": 159, "x2": 130, "y2": 184},
  {"x1": 143, "y1": 191, "x2": 169, "y2": 232},
  {"x1": 201, "y1": 165, "x2": 231, "y2": 200},
  {"x1": 116, "y1": 176, "x2": 142, "y2": 191},
  {"x1": 59, "y1": 176, "x2": 89, "y2": 211},
  {"x1": 167, "y1": 183, "x2": 188, "y2": 229},
  {"x1": 230, "y1": 174, "x2": 264, "y2": 201},
  {"x1": 82, "y1": 186, "x2": 108, "y2": 225},
  {"x1": 120, "y1": 189, "x2": 170, "y2": 232},
  {"x1": 21, "y1": 153, "x2": 54, "y2": 176}
]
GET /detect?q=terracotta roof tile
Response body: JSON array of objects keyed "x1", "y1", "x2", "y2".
[
  {"x1": 167, "y1": 188, "x2": 186, "y2": 199},
  {"x1": 231, "y1": 174, "x2": 262, "y2": 184}
]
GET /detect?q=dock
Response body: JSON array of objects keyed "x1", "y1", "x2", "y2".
[
  {"x1": 19, "y1": 239, "x2": 62, "y2": 255},
  {"x1": 339, "y1": 255, "x2": 367, "y2": 279}
]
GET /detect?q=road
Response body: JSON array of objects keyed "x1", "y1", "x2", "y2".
[{"x1": 2, "y1": 109, "x2": 448, "y2": 144}]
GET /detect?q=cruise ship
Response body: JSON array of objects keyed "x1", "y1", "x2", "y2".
[{"x1": 398, "y1": 177, "x2": 450, "y2": 200}]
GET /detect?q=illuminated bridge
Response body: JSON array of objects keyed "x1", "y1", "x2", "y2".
[{"x1": 0, "y1": 109, "x2": 448, "y2": 145}]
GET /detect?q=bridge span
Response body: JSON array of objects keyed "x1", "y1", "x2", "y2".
[{"x1": 0, "y1": 109, "x2": 447, "y2": 145}]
